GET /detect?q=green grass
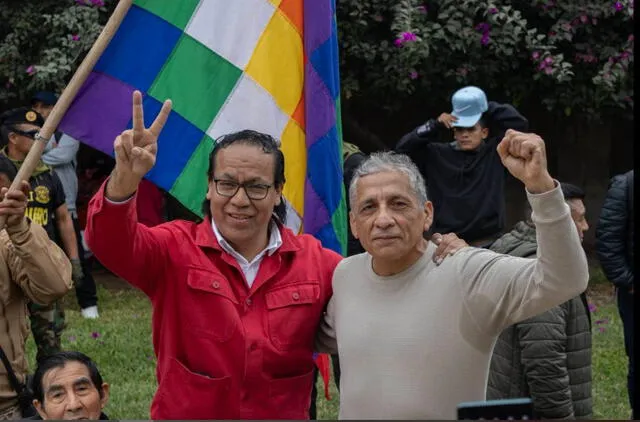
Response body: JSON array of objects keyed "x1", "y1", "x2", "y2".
[{"x1": 26, "y1": 279, "x2": 630, "y2": 419}]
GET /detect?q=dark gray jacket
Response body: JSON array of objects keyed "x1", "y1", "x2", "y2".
[
  {"x1": 487, "y1": 221, "x2": 592, "y2": 419},
  {"x1": 596, "y1": 170, "x2": 634, "y2": 290}
]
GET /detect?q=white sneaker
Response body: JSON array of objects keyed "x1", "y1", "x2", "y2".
[{"x1": 81, "y1": 306, "x2": 99, "y2": 319}]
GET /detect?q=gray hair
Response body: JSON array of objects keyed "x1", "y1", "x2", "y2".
[{"x1": 348, "y1": 151, "x2": 428, "y2": 209}]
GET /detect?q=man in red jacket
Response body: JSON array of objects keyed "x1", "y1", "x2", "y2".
[{"x1": 85, "y1": 91, "x2": 462, "y2": 420}]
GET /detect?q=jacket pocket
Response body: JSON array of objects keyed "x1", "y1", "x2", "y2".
[
  {"x1": 153, "y1": 357, "x2": 232, "y2": 420},
  {"x1": 268, "y1": 368, "x2": 314, "y2": 419},
  {"x1": 265, "y1": 283, "x2": 320, "y2": 351},
  {"x1": 185, "y1": 267, "x2": 239, "y2": 342}
]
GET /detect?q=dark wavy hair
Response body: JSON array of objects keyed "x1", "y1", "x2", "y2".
[
  {"x1": 32, "y1": 351, "x2": 106, "y2": 406},
  {"x1": 202, "y1": 129, "x2": 287, "y2": 224},
  {"x1": 560, "y1": 182, "x2": 586, "y2": 201}
]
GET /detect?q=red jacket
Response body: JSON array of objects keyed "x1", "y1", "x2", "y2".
[
  {"x1": 136, "y1": 178, "x2": 164, "y2": 227},
  {"x1": 85, "y1": 182, "x2": 342, "y2": 420}
]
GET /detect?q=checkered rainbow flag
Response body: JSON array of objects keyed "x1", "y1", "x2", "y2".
[{"x1": 60, "y1": 0, "x2": 347, "y2": 255}]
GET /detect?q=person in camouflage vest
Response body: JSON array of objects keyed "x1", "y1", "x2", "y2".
[{"x1": 0, "y1": 108, "x2": 82, "y2": 364}]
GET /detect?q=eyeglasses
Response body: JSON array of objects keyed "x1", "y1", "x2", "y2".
[
  {"x1": 213, "y1": 179, "x2": 272, "y2": 200},
  {"x1": 10, "y1": 127, "x2": 39, "y2": 140}
]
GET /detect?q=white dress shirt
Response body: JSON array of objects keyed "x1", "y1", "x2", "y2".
[{"x1": 211, "y1": 218, "x2": 282, "y2": 287}]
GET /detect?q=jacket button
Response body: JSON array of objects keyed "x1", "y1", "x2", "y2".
[
  {"x1": 292, "y1": 292, "x2": 300, "y2": 300},
  {"x1": 246, "y1": 298, "x2": 252, "y2": 305},
  {"x1": 212, "y1": 281, "x2": 220, "y2": 289}
]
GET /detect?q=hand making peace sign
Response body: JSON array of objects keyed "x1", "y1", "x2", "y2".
[
  {"x1": 106, "y1": 91, "x2": 172, "y2": 201},
  {"x1": 113, "y1": 90, "x2": 172, "y2": 179}
]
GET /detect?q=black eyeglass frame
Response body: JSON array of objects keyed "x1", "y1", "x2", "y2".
[{"x1": 212, "y1": 179, "x2": 274, "y2": 200}]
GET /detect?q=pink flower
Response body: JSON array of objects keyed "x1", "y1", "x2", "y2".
[
  {"x1": 475, "y1": 23, "x2": 491, "y2": 33},
  {"x1": 580, "y1": 15, "x2": 588, "y2": 23},
  {"x1": 91, "y1": 331, "x2": 101, "y2": 339},
  {"x1": 614, "y1": 1, "x2": 624, "y2": 11},
  {"x1": 544, "y1": 56, "x2": 554, "y2": 64},
  {"x1": 532, "y1": 51, "x2": 540, "y2": 60},
  {"x1": 544, "y1": 67, "x2": 553, "y2": 74},
  {"x1": 538, "y1": 61, "x2": 548, "y2": 70},
  {"x1": 71, "y1": 34, "x2": 80, "y2": 41},
  {"x1": 26, "y1": 65, "x2": 35, "y2": 75},
  {"x1": 488, "y1": 7, "x2": 498, "y2": 14},
  {"x1": 481, "y1": 34, "x2": 490, "y2": 45},
  {"x1": 598, "y1": 327, "x2": 606, "y2": 333},
  {"x1": 394, "y1": 38, "x2": 404, "y2": 47},
  {"x1": 588, "y1": 303, "x2": 597, "y2": 312},
  {"x1": 91, "y1": 0, "x2": 105, "y2": 6},
  {"x1": 402, "y1": 32, "x2": 417, "y2": 42},
  {"x1": 409, "y1": 70, "x2": 419, "y2": 79},
  {"x1": 629, "y1": 34, "x2": 635, "y2": 42}
]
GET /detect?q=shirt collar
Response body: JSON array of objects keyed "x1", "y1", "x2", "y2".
[{"x1": 210, "y1": 217, "x2": 282, "y2": 262}]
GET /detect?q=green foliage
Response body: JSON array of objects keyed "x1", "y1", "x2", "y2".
[
  {"x1": 0, "y1": 0, "x2": 632, "y2": 120},
  {"x1": 337, "y1": 0, "x2": 634, "y2": 118},
  {"x1": 0, "y1": 0, "x2": 112, "y2": 105}
]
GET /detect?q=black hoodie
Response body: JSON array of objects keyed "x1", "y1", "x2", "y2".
[{"x1": 395, "y1": 102, "x2": 528, "y2": 243}]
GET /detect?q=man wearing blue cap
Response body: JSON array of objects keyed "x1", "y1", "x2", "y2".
[
  {"x1": 32, "y1": 92, "x2": 100, "y2": 319},
  {"x1": 395, "y1": 86, "x2": 528, "y2": 246}
]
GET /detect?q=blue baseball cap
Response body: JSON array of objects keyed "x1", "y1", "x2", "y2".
[
  {"x1": 31, "y1": 91, "x2": 59, "y2": 106},
  {"x1": 450, "y1": 86, "x2": 488, "y2": 128}
]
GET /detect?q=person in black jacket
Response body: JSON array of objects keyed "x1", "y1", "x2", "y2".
[
  {"x1": 596, "y1": 169, "x2": 634, "y2": 418},
  {"x1": 395, "y1": 86, "x2": 528, "y2": 247}
]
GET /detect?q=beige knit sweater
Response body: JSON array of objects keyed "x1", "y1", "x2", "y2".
[{"x1": 316, "y1": 184, "x2": 589, "y2": 419}]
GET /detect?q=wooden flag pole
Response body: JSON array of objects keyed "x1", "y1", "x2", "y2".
[{"x1": 0, "y1": 0, "x2": 133, "y2": 229}]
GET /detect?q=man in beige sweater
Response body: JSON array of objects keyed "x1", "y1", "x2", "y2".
[{"x1": 317, "y1": 130, "x2": 589, "y2": 419}]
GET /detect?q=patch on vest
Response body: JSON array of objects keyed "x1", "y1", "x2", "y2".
[{"x1": 33, "y1": 185, "x2": 50, "y2": 204}]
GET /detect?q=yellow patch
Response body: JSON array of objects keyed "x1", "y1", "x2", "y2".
[
  {"x1": 33, "y1": 186, "x2": 50, "y2": 204},
  {"x1": 25, "y1": 111, "x2": 37, "y2": 122}
]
